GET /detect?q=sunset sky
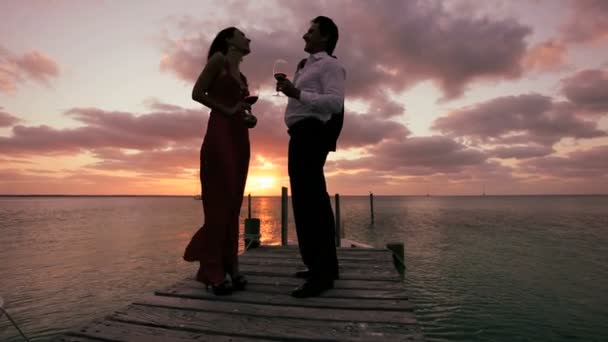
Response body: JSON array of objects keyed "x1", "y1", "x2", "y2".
[{"x1": 1, "y1": 0, "x2": 607, "y2": 196}]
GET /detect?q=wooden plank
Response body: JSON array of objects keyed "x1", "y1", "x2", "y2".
[
  {"x1": 111, "y1": 304, "x2": 425, "y2": 341},
  {"x1": 243, "y1": 250, "x2": 394, "y2": 260},
  {"x1": 243, "y1": 247, "x2": 392, "y2": 257},
  {"x1": 239, "y1": 264, "x2": 401, "y2": 281},
  {"x1": 340, "y1": 238, "x2": 374, "y2": 248},
  {"x1": 55, "y1": 244, "x2": 425, "y2": 342},
  {"x1": 135, "y1": 294, "x2": 420, "y2": 325},
  {"x1": 242, "y1": 253, "x2": 397, "y2": 265},
  {"x1": 242, "y1": 254, "x2": 391, "y2": 263},
  {"x1": 239, "y1": 255, "x2": 395, "y2": 270},
  {"x1": 53, "y1": 336, "x2": 110, "y2": 342},
  {"x1": 245, "y1": 248, "x2": 393, "y2": 259},
  {"x1": 228, "y1": 274, "x2": 405, "y2": 290},
  {"x1": 173, "y1": 279, "x2": 409, "y2": 300},
  {"x1": 254, "y1": 245, "x2": 390, "y2": 253},
  {"x1": 58, "y1": 318, "x2": 273, "y2": 342},
  {"x1": 157, "y1": 284, "x2": 414, "y2": 311}
]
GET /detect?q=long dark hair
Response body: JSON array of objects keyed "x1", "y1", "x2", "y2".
[{"x1": 207, "y1": 27, "x2": 237, "y2": 60}]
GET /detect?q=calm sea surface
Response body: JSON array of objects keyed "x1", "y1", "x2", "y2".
[{"x1": 1, "y1": 196, "x2": 607, "y2": 341}]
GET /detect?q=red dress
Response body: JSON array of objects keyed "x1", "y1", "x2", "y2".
[{"x1": 183, "y1": 61, "x2": 250, "y2": 285}]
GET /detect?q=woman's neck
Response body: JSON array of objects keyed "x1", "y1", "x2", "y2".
[{"x1": 226, "y1": 49, "x2": 242, "y2": 69}]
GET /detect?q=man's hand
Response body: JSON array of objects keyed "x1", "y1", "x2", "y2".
[{"x1": 276, "y1": 78, "x2": 301, "y2": 100}]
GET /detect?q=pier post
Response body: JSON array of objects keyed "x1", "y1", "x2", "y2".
[
  {"x1": 281, "y1": 187, "x2": 288, "y2": 246},
  {"x1": 334, "y1": 193, "x2": 341, "y2": 247},
  {"x1": 244, "y1": 193, "x2": 260, "y2": 249},
  {"x1": 386, "y1": 242, "x2": 405, "y2": 276},
  {"x1": 248, "y1": 193, "x2": 252, "y2": 218},
  {"x1": 370, "y1": 192, "x2": 375, "y2": 224}
]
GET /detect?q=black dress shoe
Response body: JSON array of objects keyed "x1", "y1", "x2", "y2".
[
  {"x1": 205, "y1": 280, "x2": 233, "y2": 296},
  {"x1": 294, "y1": 269, "x2": 312, "y2": 278},
  {"x1": 291, "y1": 278, "x2": 334, "y2": 298},
  {"x1": 231, "y1": 274, "x2": 248, "y2": 291},
  {"x1": 294, "y1": 269, "x2": 340, "y2": 280}
]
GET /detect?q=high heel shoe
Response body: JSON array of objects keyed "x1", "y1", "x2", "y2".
[
  {"x1": 231, "y1": 274, "x2": 248, "y2": 291},
  {"x1": 205, "y1": 280, "x2": 233, "y2": 296},
  {"x1": 196, "y1": 266, "x2": 233, "y2": 296}
]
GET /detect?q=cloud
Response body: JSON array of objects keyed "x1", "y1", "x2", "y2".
[
  {"x1": 0, "y1": 46, "x2": 60, "y2": 92},
  {"x1": 340, "y1": 113, "x2": 410, "y2": 148},
  {"x1": 432, "y1": 93, "x2": 607, "y2": 147},
  {"x1": 15, "y1": 51, "x2": 59, "y2": 84},
  {"x1": 367, "y1": 97, "x2": 407, "y2": 119},
  {"x1": 242, "y1": 97, "x2": 411, "y2": 160},
  {"x1": 88, "y1": 147, "x2": 199, "y2": 176},
  {"x1": 332, "y1": 135, "x2": 487, "y2": 175},
  {"x1": 561, "y1": 0, "x2": 608, "y2": 43},
  {"x1": 487, "y1": 145, "x2": 555, "y2": 159},
  {"x1": 159, "y1": 0, "x2": 532, "y2": 101},
  {"x1": 0, "y1": 104, "x2": 207, "y2": 156},
  {"x1": 522, "y1": 40, "x2": 568, "y2": 71},
  {"x1": 520, "y1": 144, "x2": 608, "y2": 178},
  {"x1": 560, "y1": 68, "x2": 608, "y2": 114},
  {"x1": 0, "y1": 168, "x2": 186, "y2": 195},
  {"x1": 0, "y1": 108, "x2": 23, "y2": 127}
]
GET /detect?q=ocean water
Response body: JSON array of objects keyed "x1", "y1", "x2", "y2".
[{"x1": 0, "y1": 195, "x2": 607, "y2": 341}]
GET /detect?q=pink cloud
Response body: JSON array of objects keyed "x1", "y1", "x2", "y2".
[
  {"x1": 159, "y1": 1, "x2": 532, "y2": 101},
  {"x1": 520, "y1": 145, "x2": 608, "y2": 178},
  {"x1": 323, "y1": 156, "x2": 516, "y2": 195},
  {"x1": 244, "y1": 98, "x2": 410, "y2": 160},
  {"x1": 0, "y1": 168, "x2": 181, "y2": 195},
  {"x1": 487, "y1": 145, "x2": 555, "y2": 159},
  {"x1": 331, "y1": 135, "x2": 487, "y2": 175},
  {"x1": 560, "y1": 69, "x2": 608, "y2": 114},
  {"x1": 523, "y1": 40, "x2": 568, "y2": 71},
  {"x1": 432, "y1": 93, "x2": 607, "y2": 147},
  {"x1": 14, "y1": 51, "x2": 59, "y2": 84},
  {"x1": 562, "y1": 0, "x2": 608, "y2": 43},
  {"x1": 367, "y1": 97, "x2": 407, "y2": 119},
  {"x1": 0, "y1": 108, "x2": 23, "y2": 127},
  {"x1": 88, "y1": 147, "x2": 199, "y2": 176},
  {"x1": 0, "y1": 104, "x2": 206, "y2": 156},
  {"x1": 340, "y1": 113, "x2": 410, "y2": 148},
  {"x1": 0, "y1": 46, "x2": 60, "y2": 92}
]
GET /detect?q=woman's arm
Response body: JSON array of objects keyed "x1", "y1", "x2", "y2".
[{"x1": 192, "y1": 53, "x2": 242, "y2": 116}]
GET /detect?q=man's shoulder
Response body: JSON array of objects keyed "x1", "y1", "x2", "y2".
[{"x1": 322, "y1": 55, "x2": 344, "y2": 69}]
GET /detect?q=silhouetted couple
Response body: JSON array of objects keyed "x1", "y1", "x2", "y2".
[{"x1": 183, "y1": 16, "x2": 345, "y2": 298}]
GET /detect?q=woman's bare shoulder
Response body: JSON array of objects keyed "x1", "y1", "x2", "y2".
[{"x1": 207, "y1": 52, "x2": 226, "y2": 68}]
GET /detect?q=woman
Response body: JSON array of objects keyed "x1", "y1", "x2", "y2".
[{"x1": 183, "y1": 27, "x2": 253, "y2": 295}]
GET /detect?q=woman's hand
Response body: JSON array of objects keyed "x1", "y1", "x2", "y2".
[
  {"x1": 243, "y1": 113, "x2": 257, "y2": 128},
  {"x1": 225, "y1": 102, "x2": 251, "y2": 117}
]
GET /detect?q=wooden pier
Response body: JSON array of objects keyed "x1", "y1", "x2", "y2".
[{"x1": 54, "y1": 245, "x2": 425, "y2": 341}]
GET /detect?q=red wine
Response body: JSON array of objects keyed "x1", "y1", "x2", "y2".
[
  {"x1": 274, "y1": 73, "x2": 287, "y2": 81},
  {"x1": 243, "y1": 95, "x2": 258, "y2": 104}
]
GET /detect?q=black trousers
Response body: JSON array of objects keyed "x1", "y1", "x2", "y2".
[{"x1": 288, "y1": 118, "x2": 339, "y2": 279}]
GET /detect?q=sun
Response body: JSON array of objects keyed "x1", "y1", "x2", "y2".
[
  {"x1": 256, "y1": 176, "x2": 275, "y2": 189},
  {"x1": 246, "y1": 175, "x2": 276, "y2": 195}
]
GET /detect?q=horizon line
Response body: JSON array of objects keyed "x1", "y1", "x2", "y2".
[{"x1": 1, "y1": 193, "x2": 607, "y2": 197}]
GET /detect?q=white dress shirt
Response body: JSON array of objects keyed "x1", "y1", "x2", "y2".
[{"x1": 284, "y1": 51, "x2": 346, "y2": 128}]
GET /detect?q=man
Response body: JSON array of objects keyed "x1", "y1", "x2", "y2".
[{"x1": 276, "y1": 16, "x2": 346, "y2": 298}]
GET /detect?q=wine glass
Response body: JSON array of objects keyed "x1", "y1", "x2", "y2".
[{"x1": 273, "y1": 59, "x2": 288, "y2": 96}]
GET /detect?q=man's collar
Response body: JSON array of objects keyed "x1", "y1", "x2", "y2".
[{"x1": 309, "y1": 51, "x2": 329, "y2": 60}]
